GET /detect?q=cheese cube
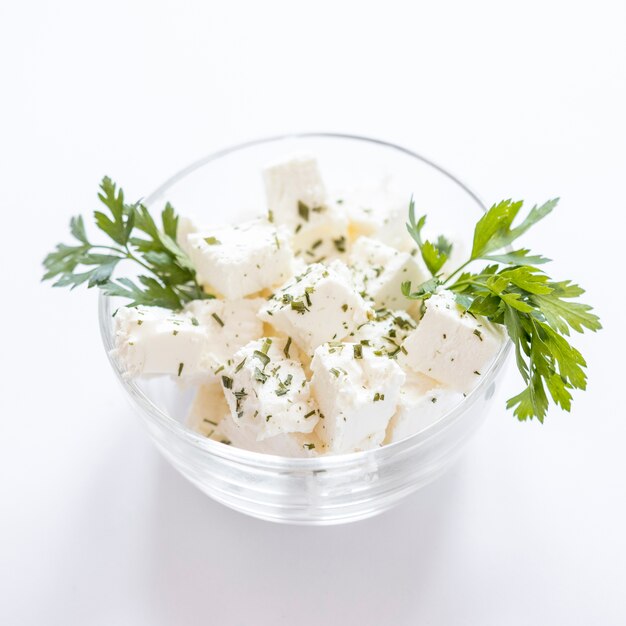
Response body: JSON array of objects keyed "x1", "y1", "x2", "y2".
[
  {"x1": 350, "y1": 237, "x2": 429, "y2": 311},
  {"x1": 259, "y1": 261, "x2": 371, "y2": 353},
  {"x1": 384, "y1": 372, "x2": 464, "y2": 444},
  {"x1": 220, "y1": 337, "x2": 319, "y2": 440},
  {"x1": 186, "y1": 219, "x2": 294, "y2": 299},
  {"x1": 184, "y1": 298, "x2": 264, "y2": 365},
  {"x1": 311, "y1": 342, "x2": 406, "y2": 453},
  {"x1": 290, "y1": 204, "x2": 349, "y2": 263},
  {"x1": 113, "y1": 306, "x2": 213, "y2": 378},
  {"x1": 262, "y1": 155, "x2": 349, "y2": 262},
  {"x1": 186, "y1": 379, "x2": 231, "y2": 438},
  {"x1": 402, "y1": 290, "x2": 504, "y2": 392},
  {"x1": 187, "y1": 381, "x2": 322, "y2": 456},
  {"x1": 335, "y1": 181, "x2": 410, "y2": 241},
  {"x1": 350, "y1": 309, "x2": 417, "y2": 361},
  {"x1": 263, "y1": 155, "x2": 328, "y2": 225}
]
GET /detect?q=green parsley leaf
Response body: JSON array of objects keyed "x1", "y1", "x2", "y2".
[
  {"x1": 43, "y1": 177, "x2": 213, "y2": 310},
  {"x1": 403, "y1": 196, "x2": 600, "y2": 422}
]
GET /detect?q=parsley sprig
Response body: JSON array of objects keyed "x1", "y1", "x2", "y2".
[
  {"x1": 42, "y1": 177, "x2": 211, "y2": 309},
  {"x1": 402, "y1": 197, "x2": 601, "y2": 422}
]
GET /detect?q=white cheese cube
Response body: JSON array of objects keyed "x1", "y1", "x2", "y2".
[
  {"x1": 402, "y1": 290, "x2": 504, "y2": 392},
  {"x1": 384, "y1": 372, "x2": 464, "y2": 444},
  {"x1": 350, "y1": 237, "x2": 429, "y2": 311},
  {"x1": 220, "y1": 337, "x2": 319, "y2": 440},
  {"x1": 113, "y1": 306, "x2": 213, "y2": 379},
  {"x1": 262, "y1": 155, "x2": 349, "y2": 263},
  {"x1": 186, "y1": 380, "x2": 231, "y2": 438},
  {"x1": 186, "y1": 219, "x2": 294, "y2": 299},
  {"x1": 187, "y1": 381, "x2": 322, "y2": 456},
  {"x1": 263, "y1": 155, "x2": 328, "y2": 227},
  {"x1": 311, "y1": 342, "x2": 406, "y2": 453},
  {"x1": 291, "y1": 204, "x2": 349, "y2": 263},
  {"x1": 218, "y1": 418, "x2": 323, "y2": 457},
  {"x1": 184, "y1": 298, "x2": 264, "y2": 365},
  {"x1": 259, "y1": 261, "x2": 371, "y2": 353},
  {"x1": 374, "y1": 206, "x2": 418, "y2": 253},
  {"x1": 350, "y1": 309, "x2": 417, "y2": 361},
  {"x1": 335, "y1": 181, "x2": 410, "y2": 241}
]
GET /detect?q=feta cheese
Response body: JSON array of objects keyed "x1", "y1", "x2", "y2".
[
  {"x1": 349, "y1": 237, "x2": 429, "y2": 311},
  {"x1": 385, "y1": 372, "x2": 463, "y2": 444},
  {"x1": 220, "y1": 337, "x2": 319, "y2": 440},
  {"x1": 184, "y1": 298, "x2": 264, "y2": 365},
  {"x1": 263, "y1": 155, "x2": 328, "y2": 224},
  {"x1": 186, "y1": 379, "x2": 231, "y2": 438},
  {"x1": 186, "y1": 219, "x2": 294, "y2": 299},
  {"x1": 259, "y1": 261, "x2": 371, "y2": 353},
  {"x1": 218, "y1": 417, "x2": 323, "y2": 457},
  {"x1": 335, "y1": 180, "x2": 410, "y2": 241},
  {"x1": 311, "y1": 342, "x2": 406, "y2": 453},
  {"x1": 187, "y1": 381, "x2": 322, "y2": 456},
  {"x1": 351, "y1": 308, "x2": 417, "y2": 361},
  {"x1": 402, "y1": 290, "x2": 504, "y2": 392},
  {"x1": 262, "y1": 155, "x2": 349, "y2": 262},
  {"x1": 113, "y1": 306, "x2": 213, "y2": 378}
]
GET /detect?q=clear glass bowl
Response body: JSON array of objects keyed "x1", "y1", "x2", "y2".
[{"x1": 98, "y1": 133, "x2": 511, "y2": 525}]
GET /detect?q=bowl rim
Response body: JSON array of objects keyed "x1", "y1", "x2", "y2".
[{"x1": 98, "y1": 132, "x2": 512, "y2": 470}]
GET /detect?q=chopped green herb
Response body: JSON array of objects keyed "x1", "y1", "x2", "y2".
[
  {"x1": 333, "y1": 235, "x2": 346, "y2": 253},
  {"x1": 177, "y1": 362, "x2": 184, "y2": 377},
  {"x1": 298, "y1": 201, "x2": 310, "y2": 221},
  {"x1": 268, "y1": 209, "x2": 274, "y2": 223},
  {"x1": 204, "y1": 236, "x2": 221, "y2": 245},
  {"x1": 211, "y1": 312, "x2": 225, "y2": 327},
  {"x1": 341, "y1": 303, "x2": 348, "y2": 312},
  {"x1": 304, "y1": 410, "x2": 317, "y2": 419},
  {"x1": 191, "y1": 317, "x2": 199, "y2": 326},
  {"x1": 253, "y1": 350, "x2": 270, "y2": 368},
  {"x1": 283, "y1": 336, "x2": 292, "y2": 358},
  {"x1": 290, "y1": 300, "x2": 309, "y2": 314},
  {"x1": 303, "y1": 443, "x2": 316, "y2": 450},
  {"x1": 329, "y1": 368, "x2": 341, "y2": 378},
  {"x1": 221, "y1": 375, "x2": 233, "y2": 389},
  {"x1": 353, "y1": 344, "x2": 363, "y2": 359},
  {"x1": 473, "y1": 328, "x2": 483, "y2": 341},
  {"x1": 234, "y1": 357, "x2": 247, "y2": 373},
  {"x1": 254, "y1": 367, "x2": 268, "y2": 384}
]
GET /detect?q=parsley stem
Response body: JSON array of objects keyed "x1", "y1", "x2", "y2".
[{"x1": 444, "y1": 259, "x2": 473, "y2": 285}]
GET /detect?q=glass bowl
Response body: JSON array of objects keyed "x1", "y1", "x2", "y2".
[{"x1": 98, "y1": 133, "x2": 511, "y2": 525}]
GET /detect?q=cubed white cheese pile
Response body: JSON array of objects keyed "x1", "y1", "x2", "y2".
[{"x1": 112, "y1": 155, "x2": 505, "y2": 456}]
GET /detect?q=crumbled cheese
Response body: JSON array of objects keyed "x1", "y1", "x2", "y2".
[
  {"x1": 311, "y1": 342, "x2": 406, "y2": 453},
  {"x1": 113, "y1": 306, "x2": 213, "y2": 378},
  {"x1": 187, "y1": 219, "x2": 294, "y2": 298},
  {"x1": 350, "y1": 237, "x2": 429, "y2": 311},
  {"x1": 384, "y1": 372, "x2": 463, "y2": 443},
  {"x1": 259, "y1": 261, "x2": 371, "y2": 353},
  {"x1": 402, "y1": 290, "x2": 504, "y2": 391},
  {"x1": 220, "y1": 337, "x2": 319, "y2": 440}
]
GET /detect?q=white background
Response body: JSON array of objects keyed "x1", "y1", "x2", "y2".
[{"x1": 1, "y1": 1, "x2": 625, "y2": 624}]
